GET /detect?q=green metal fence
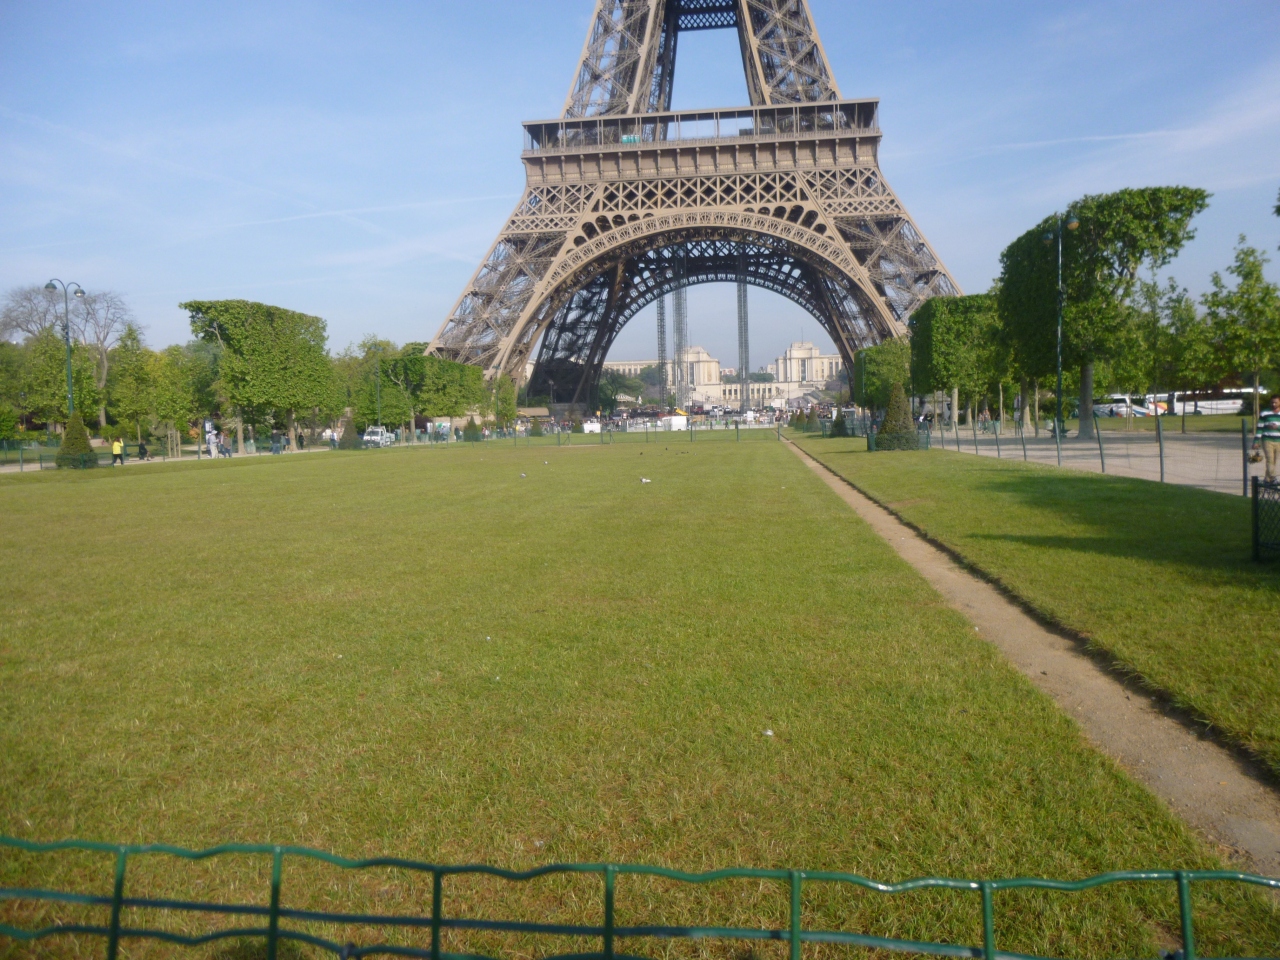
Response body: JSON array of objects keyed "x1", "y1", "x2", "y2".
[{"x1": 2, "y1": 838, "x2": 1276, "y2": 960}]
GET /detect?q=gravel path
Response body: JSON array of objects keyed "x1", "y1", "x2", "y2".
[{"x1": 787, "y1": 439, "x2": 1280, "y2": 875}]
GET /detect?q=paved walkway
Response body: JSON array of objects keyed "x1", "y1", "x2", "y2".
[
  {"x1": 788, "y1": 439, "x2": 1280, "y2": 875},
  {"x1": 928, "y1": 424, "x2": 1264, "y2": 496},
  {"x1": 0, "y1": 445, "x2": 332, "y2": 475}
]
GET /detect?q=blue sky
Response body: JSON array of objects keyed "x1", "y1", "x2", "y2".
[{"x1": 2, "y1": 0, "x2": 1278, "y2": 369}]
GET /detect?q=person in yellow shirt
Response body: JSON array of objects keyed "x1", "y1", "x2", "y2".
[{"x1": 111, "y1": 438, "x2": 124, "y2": 466}]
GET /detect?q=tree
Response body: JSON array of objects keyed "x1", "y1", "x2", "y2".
[
  {"x1": 875, "y1": 382, "x2": 918, "y2": 451},
  {"x1": 463, "y1": 416, "x2": 482, "y2": 441},
  {"x1": 597, "y1": 369, "x2": 642, "y2": 414},
  {"x1": 1203, "y1": 238, "x2": 1280, "y2": 424},
  {"x1": 1000, "y1": 186, "x2": 1210, "y2": 438},
  {"x1": 830, "y1": 407, "x2": 846, "y2": 438},
  {"x1": 494, "y1": 373, "x2": 518, "y2": 426},
  {"x1": 55, "y1": 412, "x2": 95, "y2": 468},
  {"x1": 419, "y1": 355, "x2": 487, "y2": 418},
  {"x1": 22, "y1": 328, "x2": 101, "y2": 429},
  {"x1": 910, "y1": 295, "x2": 999, "y2": 426},
  {"x1": 73, "y1": 291, "x2": 133, "y2": 428},
  {"x1": 852, "y1": 337, "x2": 911, "y2": 410},
  {"x1": 183, "y1": 300, "x2": 333, "y2": 452},
  {"x1": 1159, "y1": 283, "x2": 1218, "y2": 431},
  {"x1": 106, "y1": 325, "x2": 155, "y2": 441},
  {"x1": 150, "y1": 345, "x2": 200, "y2": 457},
  {"x1": 1, "y1": 285, "x2": 62, "y2": 342}
]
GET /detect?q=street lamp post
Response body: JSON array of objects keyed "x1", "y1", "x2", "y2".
[
  {"x1": 44, "y1": 280, "x2": 85, "y2": 419},
  {"x1": 1041, "y1": 215, "x2": 1078, "y2": 464}
]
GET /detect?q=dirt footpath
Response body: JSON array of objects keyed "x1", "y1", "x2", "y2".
[{"x1": 787, "y1": 440, "x2": 1280, "y2": 876}]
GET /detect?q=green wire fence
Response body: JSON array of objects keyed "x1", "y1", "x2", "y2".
[{"x1": 1, "y1": 837, "x2": 1276, "y2": 960}]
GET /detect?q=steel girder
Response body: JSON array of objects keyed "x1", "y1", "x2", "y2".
[{"x1": 429, "y1": 0, "x2": 958, "y2": 398}]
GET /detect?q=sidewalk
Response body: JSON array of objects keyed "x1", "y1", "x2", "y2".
[{"x1": 930, "y1": 423, "x2": 1266, "y2": 496}]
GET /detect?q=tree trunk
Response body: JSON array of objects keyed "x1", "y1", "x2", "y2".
[
  {"x1": 1254, "y1": 371, "x2": 1260, "y2": 427},
  {"x1": 1033, "y1": 380, "x2": 1040, "y2": 436},
  {"x1": 1078, "y1": 362, "x2": 1095, "y2": 440},
  {"x1": 288, "y1": 409, "x2": 297, "y2": 450},
  {"x1": 98, "y1": 404, "x2": 107, "y2": 430},
  {"x1": 950, "y1": 386, "x2": 959, "y2": 428},
  {"x1": 1019, "y1": 378, "x2": 1029, "y2": 429},
  {"x1": 235, "y1": 409, "x2": 245, "y2": 455},
  {"x1": 998, "y1": 382, "x2": 1005, "y2": 425}
]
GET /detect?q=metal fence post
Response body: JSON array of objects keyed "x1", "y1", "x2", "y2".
[
  {"x1": 1094, "y1": 414, "x2": 1105, "y2": 473},
  {"x1": 1242, "y1": 419, "x2": 1250, "y2": 497},
  {"x1": 1254, "y1": 477, "x2": 1261, "y2": 562},
  {"x1": 1018, "y1": 422, "x2": 1027, "y2": 461},
  {"x1": 1054, "y1": 419, "x2": 1062, "y2": 467},
  {"x1": 1156, "y1": 415, "x2": 1165, "y2": 482},
  {"x1": 994, "y1": 422, "x2": 1001, "y2": 458}
]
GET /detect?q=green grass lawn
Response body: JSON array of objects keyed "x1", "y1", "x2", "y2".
[
  {"x1": 1, "y1": 443, "x2": 1276, "y2": 958},
  {"x1": 794, "y1": 435, "x2": 1280, "y2": 778}
]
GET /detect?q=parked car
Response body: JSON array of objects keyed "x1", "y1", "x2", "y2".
[{"x1": 362, "y1": 426, "x2": 394, "y2": 447}]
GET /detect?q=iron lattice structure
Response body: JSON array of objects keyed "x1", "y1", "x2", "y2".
[{"x1": 429, "y1": 0, "x2": 959, "y2": 405}]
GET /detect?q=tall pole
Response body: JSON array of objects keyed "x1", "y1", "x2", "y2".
[
  {"x1": 45, "y1": 279, "x2": 82, "y2": 419},
  {"x1": 376, "y1": 358, "x2": 382, "y2": 426},
  {"x1": 736, "y1": 252, "x2": 750, "y2": 415},
  {"x1": 1055, "y1": 217, "x2": 1064, "y2": 442}
]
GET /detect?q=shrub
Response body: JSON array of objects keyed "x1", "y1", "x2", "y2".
[
  {"x1": 875, "y1": 382, "x2": 918, "y2": 451},
  {"x1": 529, "y1": 419, "x2": 544, "y2": 437},
  {"x1": 570, "y1": 417, "x2": 583, "y2": 434},
  {"x1": 56, "y1": 413, "x2": 97, "y2": 469},
  {"x1": 830, "y1": 409, "x2": 847, "y2": 438},
  {"x1": 337, "y1": 415, "x2": 362, "y2": 450},
  {"x1": 463, "y1": 417, "x2": 482, "y2": 442},
  {"x1": 805, "y1": 408, "x2": 819, "y2": 432}
]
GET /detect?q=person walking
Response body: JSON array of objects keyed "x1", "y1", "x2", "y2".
[
  {"x1": 111, "y1": 437, "x2": 124, "y2": 466},
  {"x1": 1253, "y1": 393, "x2": 1280, "y2": 484}
]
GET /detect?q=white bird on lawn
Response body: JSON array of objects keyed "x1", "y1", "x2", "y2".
[{"x1": 640, "y1": 478, "x2": 651, "y2": 483}]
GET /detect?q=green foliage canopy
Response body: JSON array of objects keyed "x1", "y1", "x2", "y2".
[
  {"x1": 999, "y1": 187, "x2": 1210, "y2": 379},
  {"x1": 852, "y1": 337, "x2": 910, "y2": 409},
  {"x1": 910, "y1": 295, "x2": 1000, "y2": 401},
  {"x1": 183, "y1": 299, "x2": 332, "y2": 423}
]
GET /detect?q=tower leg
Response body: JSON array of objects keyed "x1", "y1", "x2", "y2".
[{"x1": 673, "y1": 285, "x2": 687, "y2": 410}]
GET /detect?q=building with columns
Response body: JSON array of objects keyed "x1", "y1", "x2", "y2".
[{"x1": 602, "y1": 341, "x2": 840, "y2": 409}]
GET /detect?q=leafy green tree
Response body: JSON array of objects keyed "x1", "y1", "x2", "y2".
[
  {"x1": 419, "y1": 355, "x2": 487, "y2": 418},
  {"x1": 183, "y1": 300, "x2": 333, "y2": 451},
  {"x1": 597, "y1": 369, "x2": 642, "y2": 414},
  {"x1": 106, "y1": 325, "x2": 155, "y2": 441},
  {"x1": 55, "y1": 412, "x2": 95, "y2": 468},
  {"x1": 999, "y1": 187, "x2": 1209, "y2": 438},
  {"x1": 151, "y1": 345, "x2": 200, "y2": 457},
  {"x1": 805, "y1": 407, "x2": 819, "y2": 432},
  {"x1": 1203, "y1": 238, "x2": 1280, "y2": 424},
  {"x1": 1160, "y1": 283, "x2": 1219, "y2": 431},
  {"x1": 910, "y1": 295, "x2": 999, "y2": 425},
  {"x1": 876, "y1": 382, "x2": 918, "y2": 450},
  {"x1": 852, "y1": 337, "x2": 911, "y2": 410},
  {"x1": 0, "y1": 341, "x2": 29, "y2": 416},
  {"x1": 494, "y1": 373, "x2": 518, "y2": 426},
  {"x1": 22, "y1": 328, "x2": 101, "y2": 429}
]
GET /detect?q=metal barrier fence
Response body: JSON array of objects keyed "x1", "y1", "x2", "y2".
[
  {"x1": 917, "y1": 417, "x2": 1265, "y2": 497},
  {"x1": 2, "y1": 838, "x2": 1277, "y2": 960},
  {"x1": 1254, "y1": 478, "x2": 1280, "y2": 561}
]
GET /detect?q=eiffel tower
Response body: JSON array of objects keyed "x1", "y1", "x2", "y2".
[{"x1": 428, "y1": 0, "x2": 960, "y2": 406}]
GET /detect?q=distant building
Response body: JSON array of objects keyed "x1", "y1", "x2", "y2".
[{"x1": 603, "y1": 341, "x2": 841, "y2": 409}]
